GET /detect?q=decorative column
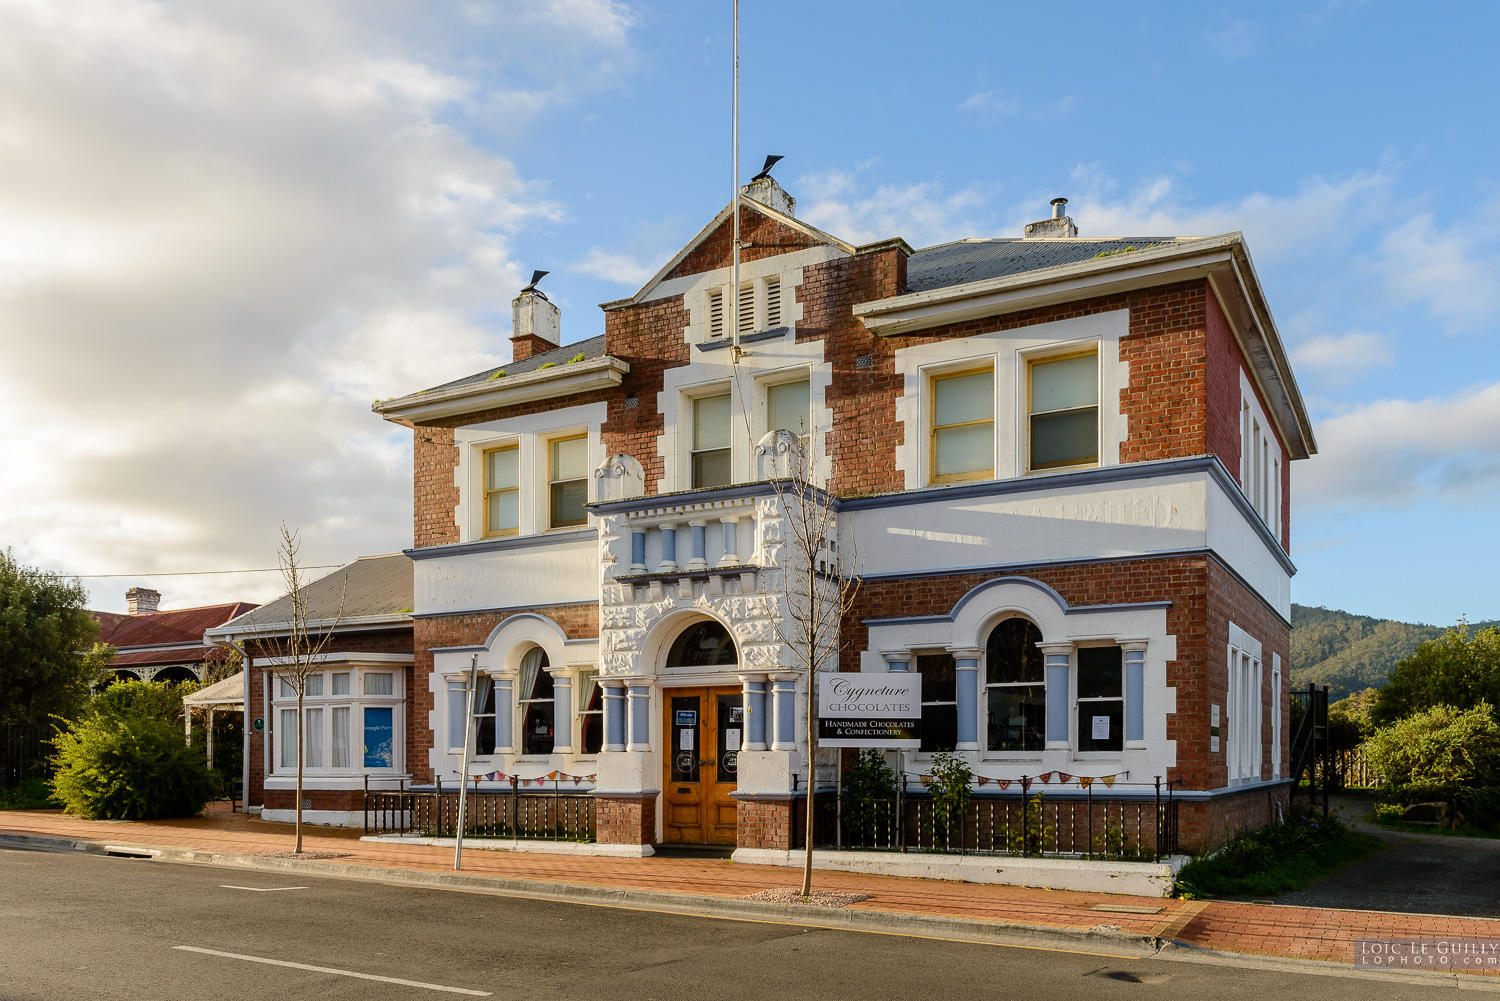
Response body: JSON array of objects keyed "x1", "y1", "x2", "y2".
[
  {"x1": 626, "y1": 683, "x2": 651, "y2": 751},
  {"x1": 656, "y1": 524, "x2": 679, "y2": 574},
  {"x1": 739, "y1": 673, "x2": 768, "y2": 750},
  {"x1": 949, "y1": 647, "x2": 982, "y2": 751},
  {"x1": 686, "y1": 520, "x2": 709, "y2": 571},
  {"x1": 551, "y1": 669, "x2": 574, "y2": 753},
  {"x1": 489, "y1": 674, "x2": 515, "y2": 752},
  {"x1": 601, "y1": 680, "x2": 627, "y2": 752},
  {"x1": 880, "y1": 649, "x2": 911, "y2": 672},
  {"x1": 629, "y1": 526, "x2": 647, "y2": 575},
  {"x1": 769, "y1": 673, "x2": 798, "y2": 751},
  {"x1": 1121, "y1": 639, "x2": 1148, "y2": 745},
  {"x1": 1038, "y1": 642, "x2": 1073, "y2": 749},
  {"x1": 717, "y1": 515, "x2": 741, "y2": 567}
]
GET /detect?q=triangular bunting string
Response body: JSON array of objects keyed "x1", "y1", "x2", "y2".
[
  {"x1": 1057, "y1": 772, "x2": 1071, "y2": 783},
  {"x1": 1038, "y1": 772, "x2": 1052, "y2": 784},
  {"x1": 1079, "y1": 776, "x2": 1093, "y2": 788},
  {"x1": 997, "y1": 779, "x2": 1011, "y2": 790},
  {"x1": 1102, "y1": 775, "x2": 1117, "y2": 787}
]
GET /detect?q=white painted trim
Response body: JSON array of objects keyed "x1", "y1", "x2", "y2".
[
  {"x1": 254, "y1": 652, "x2": 413, "y2": 667},
  {"x1": 732, "y1": 847, "x2": 1186, "y2": 897},
  {"x1": 374, "y1": 357, "x2": 629, "y2": 424}
]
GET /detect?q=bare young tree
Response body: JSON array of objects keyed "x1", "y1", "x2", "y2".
[
  {"x1": 253, "y1": 524, "x2": 346, "y2": 854},
  {"x1": 761, "y1": 432, "x2": 861, "y2": 897}
]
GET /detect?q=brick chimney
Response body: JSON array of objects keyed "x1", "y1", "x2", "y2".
[
  {"x1": 1023, "y1": 197, "x2": 1078, "y2": 238},
  {"x1": 741, "y1": 176, "x2": 795, "y2": 217},
  {"x1": 125, "y1": 587, "x2": 161, "y2": 615},
  {"x1": 511, "y1": 289, "x2": 560, "y2": 363}
]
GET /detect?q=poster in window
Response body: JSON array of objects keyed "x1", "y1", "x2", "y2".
[
  {"x1": 675, "y1": 710, "x2": 698, "y2": 726},
  {"x1": 1091, "y1": 715, "x2": 1110, "y2": 740},
  {"x1": 680, "y1": 728, "x2": 694, "y2": 751},
  {"x1": 725, "y1": 727, "x2": 741, "y2": 752}
]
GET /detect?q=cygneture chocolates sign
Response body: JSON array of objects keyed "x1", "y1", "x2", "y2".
[{"x1": 817, "y1": 673, "x2": 922, "y2": 748}]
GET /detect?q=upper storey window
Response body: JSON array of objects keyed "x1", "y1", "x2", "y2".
[
  {"x1": 692, "y1": 392, "x2": 732, "y2": 488},
  {"x1": 483, "y1": 445, "x2": 520, "y2": 538},
  {"x1": 931, "y1": 368, "x2": 994, "y2": 484},
  {"x1": 767, "y1": 377, "x2": 810, "y2": 459},
  {"x1": 1240, "y1": 395, "x2": 1280, "y2": 535},
  {"x1": 1027, "y1": 350, "x2": 1099, "y2": 471},
  {"x1": 548, "y1": 435, "x2": 589, "y2": 529}
]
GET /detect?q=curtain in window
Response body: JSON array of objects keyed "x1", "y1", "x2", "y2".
[
  {"x1": 474, "y1": 675, "x2": 495, "y2": 754},
  {"x1": 577, "y1": 670, "x2": 597, "y2": 718},
  {"x1": 331, "y1": 707, "x2": 350, "y2": 769},
  {"x1": 304, "y1": 707, "x2": 324, "y2": 767},
  {"x1": 518, "y1": 647, "x2": 544, "y2": 701},
  {"x1": 278, "y1": 708, "x2": 297, "y2": 769}
]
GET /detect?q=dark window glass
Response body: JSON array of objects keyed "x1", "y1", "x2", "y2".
[
  {"x1": 581, "y1": 684, "x2": 603, "y2": 755},
  {"x1": 986, "y1": 618, "x2": 1044, "y2": 684},
  {"x1": 475, "y1": 683, "x2": 496, "y2": 755},
  {"x1": 986, "y1": 685, "x2": 1046, "y2": 753},
  {"x1": 717, "y1": 694, "x2": 743, "y2": 783},
  {"x1": 666, "y1": 620, "x2": 738, "y2": 668},
  {"x1": 521, "y1": 670, "x2": 554, "y2": 756},
  {"x1": 917, "y1": 653, "x2": 957, "y2": 752},
  {"x1": 671, "y1": 696, "x2": 699, "y2": 783},
  {"x1": 1077, "y1": 646, "x2": 1123, "y2": 752},
  {"x1": 1077, "y1": 647, "x2": 1123, "y2": 699}
]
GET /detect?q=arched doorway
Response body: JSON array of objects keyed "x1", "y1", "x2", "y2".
[{"x1": 660, "y1": 618, "x2": 743, "y2": 846}]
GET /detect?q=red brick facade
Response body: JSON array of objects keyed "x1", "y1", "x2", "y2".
[
  {"x1": 596, "y1": 796, "x2": 656, "y2": 845},
  {"x1": 736, "y1": 799, "x2": 797, "y2": 850}
]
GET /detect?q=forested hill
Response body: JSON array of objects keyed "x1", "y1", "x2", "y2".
[{"x1": 1290, "y1": 604, "x2": 1500, "y2": 701}]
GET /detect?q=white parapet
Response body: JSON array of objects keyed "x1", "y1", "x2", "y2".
[
  {"x1": 360, "y1": 834, "x2": 654, "y2": 858},
  {"x1": 731, "y1": 847, "x2": 1187, "y2": 897}
]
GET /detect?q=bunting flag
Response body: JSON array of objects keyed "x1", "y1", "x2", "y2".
[
  {"x1": 918, "y1": 775, "x2": 931, "y2": 788},
  {"x1": 1102, "y1": 775, "x2": 1118, "y2": 787},
  {"x1": 1078, "y1": 776, "x2": 1093, "y2": 789},
  {"x1": 976, "y1": 776, "x2": 989, "y2": 786},
  {"x1": 1038, "y1": 772, "x2": 1052, "y2": 784},
  {"x1": 1056, "y1": 772, "x2": 1072, "y2": 783},
  {"x1": 997, "y1": 779, "x2": 1012, "y2": 790}
]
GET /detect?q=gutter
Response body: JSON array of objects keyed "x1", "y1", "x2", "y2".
[{"x1": 373, "y1": 356, "x2": 629, "y2": 424}]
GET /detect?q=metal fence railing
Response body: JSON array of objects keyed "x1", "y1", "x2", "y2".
[
  {"x1": 798, "y1": 778, "x2": 1180, "y2": 861},
  {"x1": 3, "y1": 725, "x2": 51, "y2": 788},
  {"x1": 364, "y1": 776, "x2": 595, "y2": 842}
]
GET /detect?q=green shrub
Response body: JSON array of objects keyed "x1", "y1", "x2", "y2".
[
  {"x1": 1375, "y1": 783, "x2": 1500, "y2": 830},
  {"x1": 924, "y1": 752, "x2": 971, "y2": 847},
  {"x1": 1174, "y1": 810, "x2": 1377, "y2": 898},
  {"x1": 0, "y1": 776, "x2": 57, "y2": 810},
  {"x1": 89, "y1": 678, "x2": 190, "y2": 724},
  {"x1": 50, "y1": 713, "x2": 220, "y2": 820},
  {"x1": 1366, "y1": 702, "x2": 1500, "y2": 788}
]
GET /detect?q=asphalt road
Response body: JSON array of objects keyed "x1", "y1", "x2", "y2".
[{"x1": 0, "y1": 845, "x2": 1463, "y2": 1001}]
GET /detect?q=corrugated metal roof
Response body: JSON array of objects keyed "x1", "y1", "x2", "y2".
[
  {"x1": 220, "y1": 553, "x2": 413, "y2": 631},
  {"x1": 906, "y1": 238, "x2": 1190, "y2": 293},
  {"x1": 183, "y1": 671, "x2": 243, "y2": 706},
  {"x1": 416, "y1": 335, "x2": 607, "y2": 395},
  {"x1": 94, "y1": 602, "x2": 258, "y2": 650}
]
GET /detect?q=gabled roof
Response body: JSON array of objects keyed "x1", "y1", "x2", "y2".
[
  {"x1": 419, "y1": 335, "x2": 606, "y2": 394},
  {"x1": 94, "y1": 602, "x2": 257, "y2": 650},
  {"x1": 600, "y1": 195, "x2": 861, "y2": 312},
  {"x1": 209, "y1": 553, "x2": 413, "y2": 638}
]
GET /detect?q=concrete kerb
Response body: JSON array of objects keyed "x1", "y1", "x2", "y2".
[{"x1": 6, "y1": 831, "x2": 1500, "y2": 992}]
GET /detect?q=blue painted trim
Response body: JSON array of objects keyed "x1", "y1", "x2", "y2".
[
  {"x1": 862, "y1": 572, "x2": 1174, "y2": 628},
  {"x1": 406, "y1": 529, "x2": 595, "y2": 561},
  {"x1": 695, "y1": 338, "x2": 731, "y2": 352}
]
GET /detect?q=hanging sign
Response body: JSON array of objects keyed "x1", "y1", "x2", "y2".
[{"x1": 816, "y1": 673, "x2": 921, "y2": 748}]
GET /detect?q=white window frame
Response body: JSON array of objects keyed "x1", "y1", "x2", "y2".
[
  {"x1": 1239, "y1": 372, "x2": 1282, "y2": 539},
  {"x1": 269, "y1": 666, "x2": 405, "y2": 777},
  {"x1": 456, "y1": 408, "x2": 602, "y2": 542},
  {"x1": 545, "y1": 431, "x2": 590, "y2": 531},
  {"x1": 1073, "y1": 643, "x2": 1124, "y2": 758},
  {"x1": 925, "y1": 357, "x2": 997, "y2": 486},
  {"x1": 760, "y1": 367, "x2": 813, "y2": 466},
  {"x1": 1226, "y1": 623, "x2": 1264, "y2": 786},
  {"x1": 684, "y1": 382, "x2": 735, "y2": 489},
  {"x1": 1023, "y1": 343, "x2": 1102, "y2": 474}
]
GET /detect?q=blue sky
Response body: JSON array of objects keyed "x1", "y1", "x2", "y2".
[{"x1": 1, "y1": 1, "x2": 1497, "y2": 625}]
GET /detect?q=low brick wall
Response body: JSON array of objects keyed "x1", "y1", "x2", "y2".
[
  {"x1": 595, "y1": 795, "x2": 655, "y2": 845},
  {"x1": 736, "y1": 798, "x2": 797, "y2": 850}
]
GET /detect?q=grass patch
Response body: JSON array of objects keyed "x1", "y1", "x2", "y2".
[
  {"x1": 1174, "y1": 811, "x2": 1380, "y2": 899},
  {"x1": 0, "y1": 777, "x2": 59, "y2": 810}
]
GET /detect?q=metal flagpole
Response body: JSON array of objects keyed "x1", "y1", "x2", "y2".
[
  {"x1": 454, "y1": 654, "x2": 480, "y2": 870},
  {"x1": 730, "y1": 0, "x2": 741, "y2": 363}
]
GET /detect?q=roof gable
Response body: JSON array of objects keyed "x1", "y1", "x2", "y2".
[{"x1": 603, "y1": 198, "x2": 856, "y2": 311}]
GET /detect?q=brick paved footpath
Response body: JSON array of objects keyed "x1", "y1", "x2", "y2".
[{"x1": 5, "y1": 807, "x2": 1498, "y2": 976}]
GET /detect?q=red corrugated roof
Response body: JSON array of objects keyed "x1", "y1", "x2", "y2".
[
  {"x1": 93, "y1": 602, "x2": 258, "y2": 650},
  {"x1": 109, "y1": 647, "x2": 218, "y2": 667}
]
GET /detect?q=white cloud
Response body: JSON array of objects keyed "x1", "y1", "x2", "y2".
[
  {"x1": 573, "y1": 247, "x2": 658, "y2": 287},
  {"x1": 1376, "y1": 210, "x2": 1500, "y2": 330},
  {"x1": 0, "y1": 0, "x2": 635, "y2": 610},
  {"x1": 1296, "y1": 382, "x2": 1500, "y2": 511},
  {"x1": 957, "y1": 90, "x2": 1019, "y2": 123},
  {"x1": 796, "y1": 169, "x2": 998, "y2": 247},
  {"x1": 1290, "y1": 332, "x2": 1394, "y2": 386},
  {"x1": 1201, "y1": 19, "x2": 1264, "y2": 60}
]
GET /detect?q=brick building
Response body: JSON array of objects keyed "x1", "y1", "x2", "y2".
[
  {"x1": 372, "y1": 179, "x2": 1314, "y2": 853},
  {"x1": 206, "y1": 554, "x2": 413, "y2": 826},
  {"x1": 93, "y1": 587, "x2": 256, "y2": 685}
]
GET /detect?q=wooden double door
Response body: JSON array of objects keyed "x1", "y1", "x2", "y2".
[{"x1": 662, "y1": 686, "x2": 743, "y2": 845}]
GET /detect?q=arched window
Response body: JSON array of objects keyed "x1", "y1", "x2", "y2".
[
  {"x1": 518, "y1": 647, "x2": 554, "y2": 756},
  {"x1": 665, "y1": 620, "x2": 737, "y2": 668},
  {"x1": 985, "y1": 618, "x2": 1045, "y2": 752}
]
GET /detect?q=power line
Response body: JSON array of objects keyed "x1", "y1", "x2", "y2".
[{"x1": 73, "y1": 566, "x2": 343, "y2": 578}]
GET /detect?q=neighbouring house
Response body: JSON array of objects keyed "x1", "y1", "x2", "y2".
[
  {"x1": 367, "y1": 178, "x2": 1314, "y2": 854},
  {"x1": 204, "y1": 553, "x2": 413, "y2": 825},
  {"x1": 92, "y1": 587, "x2": 257, "y2": 685}
]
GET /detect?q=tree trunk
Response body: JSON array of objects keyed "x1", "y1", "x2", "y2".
[
  {"x1": 295, "y1": 687, "x2": 304, "y2": 854},
  {"x1": 802, "y1": 671, "x2": 814, "y2": 896}
]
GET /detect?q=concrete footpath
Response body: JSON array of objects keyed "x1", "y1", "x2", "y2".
[{"x1": 4, "y1": 807, "x2": 1500, "y2": 985}]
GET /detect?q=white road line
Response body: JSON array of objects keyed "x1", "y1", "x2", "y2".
[
  {"x1": 219, "y1": 885, "x2": 309, "y2": 892},
  {"x1": 172, "y1": 946, "x2": 492, "y2": 996}
]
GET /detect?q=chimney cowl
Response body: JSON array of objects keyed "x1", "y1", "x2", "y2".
[
  {"x1": 125, "y1": 587, "x2": 161, "y2": 615},
  {"x1": 1024, "y1": 197, "x2": 1078, "y2": 239},
  {"x1": 741, "y1": 176, "x2": 795, "y2": 217},
  {"x1": 511, "y1": 288, "x2": 561, "y2": 362}
]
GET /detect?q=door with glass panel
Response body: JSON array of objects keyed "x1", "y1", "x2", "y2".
[{"x1": 662, "y1": 686, "x2": 743, "y2": 844}]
